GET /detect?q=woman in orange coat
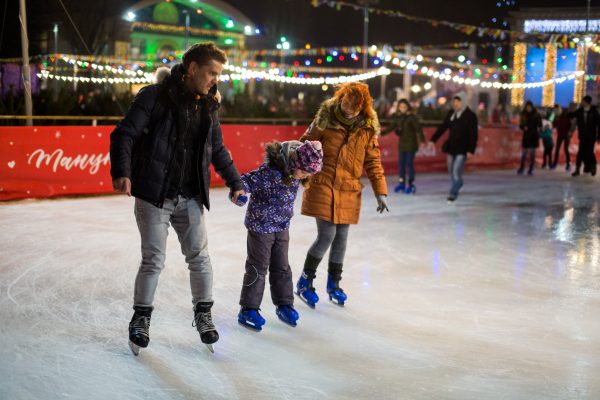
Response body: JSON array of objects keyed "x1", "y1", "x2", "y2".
[{"x1": 296, "y1": 82, "x2": 389, "y2": 307}]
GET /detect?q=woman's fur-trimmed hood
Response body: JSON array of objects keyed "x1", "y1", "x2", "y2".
[{"x1": 313, "y1": 98, "x2": 380, "y2": 135}]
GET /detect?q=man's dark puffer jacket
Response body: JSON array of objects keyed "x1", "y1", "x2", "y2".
[{"x1": 110, "y1": 64, "x2": 243, "y2": 209}]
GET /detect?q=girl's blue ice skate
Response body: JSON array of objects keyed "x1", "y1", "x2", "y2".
[
  {"x1": 276, "y1": 305, "x2": 299, "y2": 327},
  {"x1": 238, "y1": 308, "x2": 266, "y2": 331}
]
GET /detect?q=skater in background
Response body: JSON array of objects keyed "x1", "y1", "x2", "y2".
[
  {"x1": 540, "y1": 111, "x2": 554, "y2": 169},
  {"x1": 569, "y1": 95, "x2": 600, "y2": 177},
  {"x1": 551, "y1": 104, "x2": 574, "y2": 170},
  {"x1": 110, "y1": 43, "x2": 245, "y2": 354},
  {"x1": 296, "y1": 82, "x2": 389, "y2": 308},
  {"x1": 517, "y1": 101, "x2": 541, "y2": 176},
  {"x1": 428, "y1": 91, "x2": 478, "y2": 202},
  {"x1": 382, "y1": 98, "x2": 425, "y2": 194},
  {"x1": 236, "y1": 140, "x2": 323, "y2": 331}
]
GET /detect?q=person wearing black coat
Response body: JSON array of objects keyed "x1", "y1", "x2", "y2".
[
  {"x1": 429, "y1": 92, "x2": 478, "y2": 202},
  {"x1": 551, "y1": 104, "x2": 575, "y2": 170},
  {"x1": 110, "y1": 43, "x2": 245, "y2": 355},
  {"x1": 568, "y1": 95, "x2": 600, "y2": 177},
  {"x1": 517, "y1": 101, "x2": 542, "y2": 175}
]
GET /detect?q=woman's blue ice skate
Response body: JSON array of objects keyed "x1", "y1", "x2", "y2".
[
  {"x1": 327, "y1": 276, "x2": 347, "y2": 306},
  {"x1": 296, "y1": 273, "x2": 319, "y2": 308}
]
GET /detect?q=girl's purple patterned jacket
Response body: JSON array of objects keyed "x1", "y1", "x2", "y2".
[{"x1": 241, "y1": 163, "x2": 300, "y2": 234}]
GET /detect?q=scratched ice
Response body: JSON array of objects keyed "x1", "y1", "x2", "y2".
[{"x1": 1, "y1": 170, "x2": 599, "y2": 400}]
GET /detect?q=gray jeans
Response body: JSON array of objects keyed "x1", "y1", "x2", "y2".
[
  {"x1": 133, "y1": 196, "x2": 212, "y2": 308},
  {"x1": 239, "y1": 230, "x2": 294, "y2": 309}
]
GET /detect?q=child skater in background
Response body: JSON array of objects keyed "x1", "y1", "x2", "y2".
[
  {"x1": 540, "y1": 111, "x2": 554, "y2": 169},
  {"x1": 234, "y1": 140, "x2": 323, "y2": 331}
]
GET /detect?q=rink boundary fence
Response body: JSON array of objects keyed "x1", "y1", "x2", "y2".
[
  {"x1": 0, "y1": 115, "x2": 445, "y2": 127},
  {"x1": 2, "y1": 123, "x2": 587, "y2": 201}
]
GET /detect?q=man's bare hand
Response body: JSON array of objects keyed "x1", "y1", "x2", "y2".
[{"x1": 112, "y1": 177, "x2": 132, "y2": 196}]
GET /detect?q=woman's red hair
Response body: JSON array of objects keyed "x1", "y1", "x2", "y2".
[{"x1": 333, "y1": 82, "x2": 374, "y2": 115}]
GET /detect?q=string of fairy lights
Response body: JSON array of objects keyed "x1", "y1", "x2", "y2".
[{"x1": 37, "y1": 53, "x2": 584, "y2": 90}]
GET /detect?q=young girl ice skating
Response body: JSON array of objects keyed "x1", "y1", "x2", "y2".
[{"x1": 236, "y1": 140, "x2": 323, "y2": 330}]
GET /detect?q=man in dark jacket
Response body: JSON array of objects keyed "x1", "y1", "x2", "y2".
[
  {"x1": 428, "y1": 92, "x2": 479, "y2": 202},
  {"x1": 569, "y1": 95, "x2": 600, "y2": 177},
  {"x1": 110, "y1": 42, "x2": 245, "y2": 355}
]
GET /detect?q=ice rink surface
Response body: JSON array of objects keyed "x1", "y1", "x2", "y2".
[{"x1": 1, "y1": 169, "x2": 599, "y2": 400}]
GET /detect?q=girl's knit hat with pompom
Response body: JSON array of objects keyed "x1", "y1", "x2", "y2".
[{"x1": 289, "y1": 140, "x2": 323, "y2": 173}]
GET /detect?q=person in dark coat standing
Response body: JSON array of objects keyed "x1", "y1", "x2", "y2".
[
  {"x1": 551, "y1": 104, "x2": 574, "y2": 170},
  {"x1": 569, "y1": 95, "x2": 600, "y2": 177},
  {"x1": 110, "y1": 42, "x2": 245, "y2": 355},
  {"x1": 428, "y1": 92, "x2": 478, "y2": 202},
  {"x1": 382, "y1": 99, "x2": 425, "y2": 194},
  {"x1": 517, "y1": 101, "x2": 542, "y2": 175}
]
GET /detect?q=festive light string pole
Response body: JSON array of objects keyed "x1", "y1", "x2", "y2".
[
  {"x1": 542, "y1": 43, "x2": 557, "y2": 107},
  {"x1": 511, "y1": 43, "x2": 527, "y2": 108},
  {"x1": 574, "y1": 44, "x2": 587, "y2": 104}
]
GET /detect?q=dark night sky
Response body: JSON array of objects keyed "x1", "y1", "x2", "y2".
[
  {"x1": 0, "y1": 0, "x2": 595, "y2": 57},
  {"x1": 225, "y1": 0, "x2": 594, "y2": 47}
]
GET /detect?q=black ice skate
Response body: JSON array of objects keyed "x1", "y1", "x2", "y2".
[
  {"x1": 128, "y1": 306, "x2": 152, "y2": 356},
  {"x1": 193, "y1": 302, "x2": 219, "y2": 353}
]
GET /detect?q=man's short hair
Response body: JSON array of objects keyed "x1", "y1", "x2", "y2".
[
  {"x1": 182, "y1": 42, "x2": 227, "y2": 69},
  {"x1": 582, "y1": 95, "x2": 593, "y2": 104}
]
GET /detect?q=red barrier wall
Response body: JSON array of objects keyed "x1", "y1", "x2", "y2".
[{"x1": 0, "y1": 124, "x2": 595, "y2": 201}]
